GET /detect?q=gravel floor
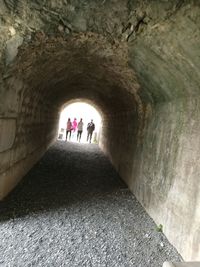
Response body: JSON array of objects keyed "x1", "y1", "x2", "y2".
[{"x1": 0, "y1": 141, "x2": 182, "y2": 267}]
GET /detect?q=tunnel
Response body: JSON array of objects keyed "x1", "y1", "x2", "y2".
[{"x1": 0, "y1": 0, "x2": 200, "y2": 262}]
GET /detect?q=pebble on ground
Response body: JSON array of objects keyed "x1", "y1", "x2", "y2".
[{"x1": 0, "y1": 141, "x2": 182, "y2": 267}]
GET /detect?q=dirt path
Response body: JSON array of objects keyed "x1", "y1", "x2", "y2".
[{"x1": 0, "y1": 141, "x2": 182, "y2": 267}]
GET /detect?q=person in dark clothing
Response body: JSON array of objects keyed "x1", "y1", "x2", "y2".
[
  {"x1": 87, "y1": 119, "x2": 95, "y2": 143},
  {"x1": 66, "y1": 118, "x2": 72, "y2": 141}
]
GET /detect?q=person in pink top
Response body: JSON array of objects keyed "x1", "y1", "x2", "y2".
[{"x1": 72, "y1": 118, "x2": 77, "y2": 132}]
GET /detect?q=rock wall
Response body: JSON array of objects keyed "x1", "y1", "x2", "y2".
[
  {"x1": 0, "y1": 74, "x2": 58, "y2": 198},
  {"x1": 131, "y1": 5, "x2": 200, "y2": 260},
  {"x1": 133, "y1": 98, "x2": 200, "y2": 261},
  {"x1": 0, "y1": 0, "x2": 200, "y2": 261}
]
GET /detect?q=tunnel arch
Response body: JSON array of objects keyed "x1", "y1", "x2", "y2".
[
  {"x1": 60, "y1": 98, "x2": 105, "y2": 123},
  {"x1": 0, "y1": 32, "x2": 141, "y2": 201},
  {"x1": 58, "y1": 99, "x2": 103, "y2": 143},
  {"x1": 0, "y1": 0, "x2": 200, "y2": 261}
]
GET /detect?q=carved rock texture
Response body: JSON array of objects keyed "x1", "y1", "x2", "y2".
[{"x1": 0, "y1": 0, "x2": 200, "y2": 261}]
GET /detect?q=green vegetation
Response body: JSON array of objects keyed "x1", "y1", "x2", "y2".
[{"x1": 156, "y1": 224, "x2": 163, "y2": 233}]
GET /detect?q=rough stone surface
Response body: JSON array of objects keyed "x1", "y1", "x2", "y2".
[
  {"x1": 0, "y1": 142, "x2": 182, "y2": 267},
  {"x1": 0, "y1": 118, "x2": 16, "y2": 153},
  {"x1": 163, "y1": 263, "x2": 200, "y2": 267},
  {"x1": 0, "y1": 0, "x2": 200, "y2": 261},
  {"x1": 5, "y1": 34, "x2": 23, "y2": 65}
]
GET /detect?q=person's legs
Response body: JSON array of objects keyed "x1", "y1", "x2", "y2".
[
  {"x1": 77, "y1": 131, "x2": 81, "y2": 142},
  {"x1": 66, "y1": 130, "x2": 69, "y2": 141},
  {"x1": 89, "y1": 132, "x2": 92, "y2": 143},
  {"x1": 87, "y1": 131, "x2": 89, "y2": 142},
  {"x1": 79, "y1": 131, "x2": 82, "y2": 142},
  {"x1": 69, "y1": 130, "x2": 71, "y2": 140}
]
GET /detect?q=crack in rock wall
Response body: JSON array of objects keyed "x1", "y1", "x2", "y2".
[{"x1": 0, "y1": 0, "x2": 200, "y2": 261}]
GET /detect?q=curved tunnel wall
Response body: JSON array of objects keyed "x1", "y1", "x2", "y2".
[
  {"x1": 0, "y1": 0, "x2": 200, "y2": 261},
  {"x1": 0, "y1": 32, "x2": 140, "y2": 201}
]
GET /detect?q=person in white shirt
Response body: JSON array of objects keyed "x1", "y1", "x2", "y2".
[{"x1": 77, "y1": 118, "x2": 84, "y2": 142}]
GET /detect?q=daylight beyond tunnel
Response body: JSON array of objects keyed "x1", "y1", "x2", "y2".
[{"x1": 0, "y1": 0, "x2": 200, "y2": 262}]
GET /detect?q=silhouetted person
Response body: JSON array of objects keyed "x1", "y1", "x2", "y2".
[
  {"x1": 77, "y1": 118, "x2": 83, "y2": 142},
  {"x1": 66, "y1": 118, "x2": 72, "y2": 141},
  {"x1": 87, "y1": 119, "x2": 95, "y2": 143}
]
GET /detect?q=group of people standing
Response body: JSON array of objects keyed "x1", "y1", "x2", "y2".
[{"x1": 66, "y1": 118, "x2": 95, "y2": 143}]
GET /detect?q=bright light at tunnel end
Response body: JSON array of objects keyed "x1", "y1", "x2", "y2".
[{"x1": 57, "y1": 102, "x2": 102, "y2": 144}]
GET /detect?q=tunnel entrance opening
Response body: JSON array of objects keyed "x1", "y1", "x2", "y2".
[
  {"x1": 57, "y1": 101, "x2": 102, "y2": 144},
  {"x1": 0, "y1": 2, "x2": 199, "y2": 258}
]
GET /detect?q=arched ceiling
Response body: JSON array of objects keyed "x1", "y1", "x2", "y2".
[
  {"x1": 1, "y1": 0, "x2": 199, "y2": 112},
  {"x1": 5, "y1": 32, "x2": 141, "y2": 117}
]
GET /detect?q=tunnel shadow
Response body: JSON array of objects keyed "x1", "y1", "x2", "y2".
[{"x1": 0, "y1": 141, "x2": 127, "y2": 222}]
